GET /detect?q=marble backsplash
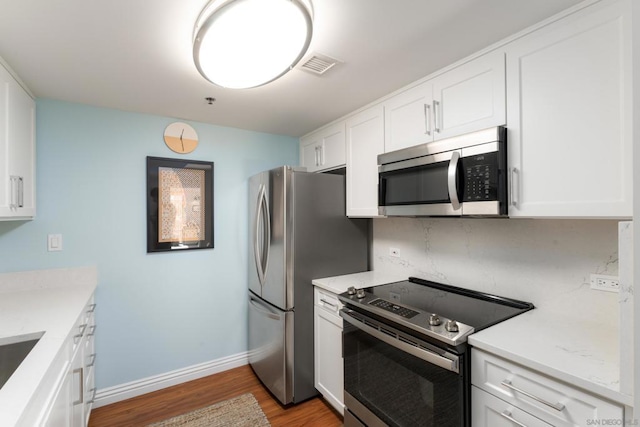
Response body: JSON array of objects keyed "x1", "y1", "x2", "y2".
[{"x1": 372, "y1": 218, "x2": 621, "y2": 328}]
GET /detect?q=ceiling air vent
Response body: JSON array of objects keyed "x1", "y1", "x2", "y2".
[{"x1": 297, "y1": 53, "x2": 340, "y2": 75}]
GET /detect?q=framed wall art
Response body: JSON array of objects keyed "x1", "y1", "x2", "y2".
[{"x1": 146, "y1": 157, "x2": 214, "y2": 252}]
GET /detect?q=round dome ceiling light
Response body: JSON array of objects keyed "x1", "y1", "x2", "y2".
[{"x1": 193, "y1": 0, "x2": 314, "y2": 89}]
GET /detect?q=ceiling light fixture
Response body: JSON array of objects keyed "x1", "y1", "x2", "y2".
[{"x1": 193, "y1": 0, "x2": 314, "y2": 89}]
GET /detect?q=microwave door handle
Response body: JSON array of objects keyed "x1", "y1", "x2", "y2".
[{"x1": 447, "y1": 151, "x2": 461, "y2": 211}]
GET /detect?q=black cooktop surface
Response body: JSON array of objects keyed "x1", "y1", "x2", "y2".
[
  {"x1": 339, "y1": 276, "x2": 534, "y2": 346},
  {"x1": 364, "y1": 277, "x2": 533, "y2": 331}
]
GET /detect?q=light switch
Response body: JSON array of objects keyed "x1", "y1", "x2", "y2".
[{"x1": 47, "y1": 234, "x2": 63, "y2": 252}]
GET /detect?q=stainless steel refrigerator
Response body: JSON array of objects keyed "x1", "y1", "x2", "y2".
[{"x1": 248, "y1": 166, "x2": 368, "y2": 405}]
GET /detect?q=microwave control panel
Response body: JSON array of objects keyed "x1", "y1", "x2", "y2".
[{"x1": 461, "y1": 152, "x2": 498, "y2": 202}]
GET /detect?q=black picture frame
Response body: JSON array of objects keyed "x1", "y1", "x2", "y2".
[{"x1": 146, "y1": 156, "x2": 214, "y2": 253}]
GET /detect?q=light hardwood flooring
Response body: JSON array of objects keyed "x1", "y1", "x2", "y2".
[{"x1": 88, "y1": 365, "x2": 343, "y2": 426}]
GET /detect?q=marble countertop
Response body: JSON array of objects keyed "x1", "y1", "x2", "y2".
[
  {"x1": 469, "y1": 308, "x2": 631, "y2": 406},
  {"x1": 312, "y1": 270, "x2": 407, "y2": 295},
  {"x1": 0, "y1": 267, "x2": 97, "y2": 427}
]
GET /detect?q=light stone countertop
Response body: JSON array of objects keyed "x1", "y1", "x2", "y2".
[
  {"x1": 311, "y1": 270, "x2": 407, "y2": 295},
  {"x1": 0, "y1": 267, "x2": 97, "y2": 427},
  {"x1": 469, "y1": 308, "x2": 631, "y2": 407}
]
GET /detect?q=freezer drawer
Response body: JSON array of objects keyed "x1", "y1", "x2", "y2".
[{"x1": 248, "y1": 292, "x2": 293, "y2": 404}]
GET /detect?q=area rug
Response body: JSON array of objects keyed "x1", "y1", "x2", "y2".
[{"x1": 147, "y1": 393, "x2": 270, "y2": 427}]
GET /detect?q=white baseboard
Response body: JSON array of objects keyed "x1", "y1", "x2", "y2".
[{"x1": 92, "y1": 351, "x2": 249, "y2": 408}]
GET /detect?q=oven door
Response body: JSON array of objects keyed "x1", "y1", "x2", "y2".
[{"x1": 341, "y1": 309, "x2": 468, "y2": 427}]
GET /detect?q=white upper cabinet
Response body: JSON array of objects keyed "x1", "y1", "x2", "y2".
[
  {"x1": 384, "y1": 50, "x2": 505, "y2": 153},
  {"x1": 300, "y1": 122, "x2": 346, "y2": 173},
  {"x1": 433, "y1": 50, "x2": 506, "y2": 140},
  {"x1": 506, "y1": 0, "x2": 632, "y2": 218},
  {"x1": 0, "y1": 60, "x2": 36, "y2": 220},
  {"x1": 383, "y1": 80, "x2": 432, "y2": 153},
  {"x1": 346, "y1": 104, "x2": 384, "y2": 217}
]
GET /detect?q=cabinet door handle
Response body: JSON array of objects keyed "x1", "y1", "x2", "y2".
[
  {"x1": 501, "y1": 380, "x2": 565, "y2": 412},
  {"x1": 314, "y1": 146, "x2": 319, "y2": 166},
  {"x1": 433, "y1": 100, "x2": 441, "y2": 133},
  {"x1": 320, "y1": 298, "x2": 337, "y2": 309},
  {"x1": 18, "y1": 176, "x2": 24, "y2": 208},
  {"x1": 424, "y1": 103, "x2": 431, "y2": 136},
  {"x1": 318, "y1": 145, "x2": 324, "y2": 166},
  {"x1": 88, "y1": 325, "x2": 97, "y2": 337},
  {"x1": 73, "y1": 368, "x2": 84, "y2": 405},
  {"x1": 509, "y1": 168, "x2": 519, "y2": 208},
  {"x1": 9, "y1": 176, "x2": 17, "y2": 209},
  {"x1": 87, "y1": 303, "x2": 97, "y2": 313},
  {"x1": 500, "y1": 410, "x2": 528, "y2": 427}
]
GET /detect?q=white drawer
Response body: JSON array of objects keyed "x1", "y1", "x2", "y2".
[
  {"x1": 472, "y1": 386, "x2": 553, "y2": 427},
  {"x1": 314, "y1": 287, "x2": 343, "y2": 316},
  {"x1": 472, "y1": 349, "x2": 623, "y2": 427}
]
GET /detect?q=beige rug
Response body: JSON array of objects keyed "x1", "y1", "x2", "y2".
[{"x1": 147, "y1": 393, "x2": 270, "y2": 427}]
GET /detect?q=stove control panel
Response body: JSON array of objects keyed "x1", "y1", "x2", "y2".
[
  {"x1": 370, "y1": 299, "x2": 419, "y2": 319},
  {"x1": 338, "y1": 288, "x2": 475, "y2": 346}
]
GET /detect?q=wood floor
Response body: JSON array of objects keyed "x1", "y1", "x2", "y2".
[{"x1": 88, "y1": 365, "x2": 343, "y2": 427}]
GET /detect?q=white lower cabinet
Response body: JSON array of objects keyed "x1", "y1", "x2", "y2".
[
  {"x1": 471, "y1": 349, "x2": 623, "y2": 427},
  {"x1": 21, "y1": 297, "x2": 96, "y2": 427},
  {"x1": 314, "y1": 287, "x2": 344, "y2": 414},
  {"x1": 473, "y1": 386, "x2": 552, "y2": 427}
]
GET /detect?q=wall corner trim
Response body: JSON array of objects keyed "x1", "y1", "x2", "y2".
[{"x1": 92, "y1": 351, "x2": 249, "y2": 408}]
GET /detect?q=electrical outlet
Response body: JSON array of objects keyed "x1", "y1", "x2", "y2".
[
  {"x1": 590, "y1": 274, "x2": 619, "y2": 293},
  {"x1": 389, "y1": 247, "x2": 400, "y2": 258}
]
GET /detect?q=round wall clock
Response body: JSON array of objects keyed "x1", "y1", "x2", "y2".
[{"x1": 164, "y1": 122, "x2": 199, "y2": 154}]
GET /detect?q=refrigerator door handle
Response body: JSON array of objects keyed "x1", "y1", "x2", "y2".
[
  {"x1": 254, "y1": 184, "x2": 271, "y2": 287},
  {"x1": 249, "y1": 295, "x2": 281, "y2": 321}
]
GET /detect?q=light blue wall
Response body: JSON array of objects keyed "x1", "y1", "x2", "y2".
[{"x1": 0, "y1": 99, "x2": 299, "y2": 389}]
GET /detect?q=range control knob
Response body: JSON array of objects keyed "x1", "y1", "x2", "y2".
[
  {"x1": 356, "y1": 289, "x2": 366, "y2": 299},
  {"x1": 429, "y1": 314, "x2": 442, "y2": 326},
  {"x1": 445, "y1": 320, "x2": 459, "y2": 333},
  {"x1": 347, "y1": 286, "x2": 356, "y2": 295}
]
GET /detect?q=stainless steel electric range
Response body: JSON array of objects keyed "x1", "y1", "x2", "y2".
[{"x1": 338, "y1": 276, "x2": 534, "y2": 427}]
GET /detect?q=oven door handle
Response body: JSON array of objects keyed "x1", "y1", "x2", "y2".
[{"x1": 341, "y1": 310, "x2": 460, "y2": 374}]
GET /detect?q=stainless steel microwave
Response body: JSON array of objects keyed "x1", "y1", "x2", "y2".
[{"x1": 378, "y1": 126, "x2": 507, "y2": 217}]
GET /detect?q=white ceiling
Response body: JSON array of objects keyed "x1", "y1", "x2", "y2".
[{"x1": 0, "y1": 0, "x2": 584, "y2": 137}]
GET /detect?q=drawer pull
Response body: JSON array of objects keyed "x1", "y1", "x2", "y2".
[
  {"x1": 500, "y1": 410, "x2": 528, "y2": 427},
  {"x1": 320, "y1": 298, "x2": 337, "y2": 309},
  {"x1": 501, "y1": 380, "x2": 565, "y2": 412},
  {"x1": 87, "y1": 303, "x2": 97, "y2": 313},
  {"x1": 74, "y1": 324, "x2": 88, "y2": 343},
  {"x1": 87, "y1": 353, "x2": 97, "y2": 368},
  {"x1": 87, "y1": 387, "x2": 97, "y2": 404}
]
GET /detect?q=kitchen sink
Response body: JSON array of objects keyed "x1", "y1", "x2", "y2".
[{"x1": 0, "y1": 332, "x2": 44, "y2": 389}]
